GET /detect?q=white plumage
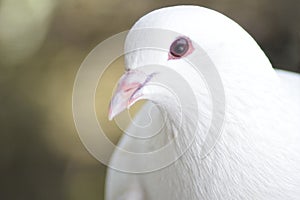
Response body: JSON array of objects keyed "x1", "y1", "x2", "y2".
[{"x1": 106, "y1": 6, "x2": 300, "y2": 200}]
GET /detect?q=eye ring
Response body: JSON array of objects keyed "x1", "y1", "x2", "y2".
[{"x1": 169, "y1": 36, "x2": 193, "y2": 60}]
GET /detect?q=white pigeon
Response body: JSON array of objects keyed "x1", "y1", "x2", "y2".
[{"x1": 105, "y1": 5, "x2": 300, "y2": 200}]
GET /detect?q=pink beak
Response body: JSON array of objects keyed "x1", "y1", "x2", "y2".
[{"x1": 108, "y1": 70, "x2": 156, "y2": 120}]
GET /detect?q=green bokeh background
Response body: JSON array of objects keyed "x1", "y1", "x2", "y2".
[{"x1": 0, "y1": 0, "x2": 299, "y2": 199}]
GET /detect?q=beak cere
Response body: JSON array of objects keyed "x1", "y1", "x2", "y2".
[{"x1": 108, "y1": 70, "x2": 155, "y2": 120}]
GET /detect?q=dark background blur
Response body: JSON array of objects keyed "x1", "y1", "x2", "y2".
[{"x1": 0, "y1": 0, "x2": 299, "y2": 200}]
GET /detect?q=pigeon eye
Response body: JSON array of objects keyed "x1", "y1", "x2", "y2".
[{"x1": 169, "y1": 37, "x2": 190, "y2": 58}]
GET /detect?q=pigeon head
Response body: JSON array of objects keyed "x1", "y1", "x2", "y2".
[
  {"x1": 104, "y1": 6, "x2": 300, "y2": 199},
  {"x1": 109, "y1": 6, "x2": 276, "y2": 122}
]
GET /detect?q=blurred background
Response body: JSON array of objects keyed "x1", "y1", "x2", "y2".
[{"x1": 0, "y1": 0, "x2": 299, "y2": 199}]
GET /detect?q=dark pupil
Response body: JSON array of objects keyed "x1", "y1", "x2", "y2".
[{"x1": 170, "y1": 38, "x2": 189, "y2": 57}]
